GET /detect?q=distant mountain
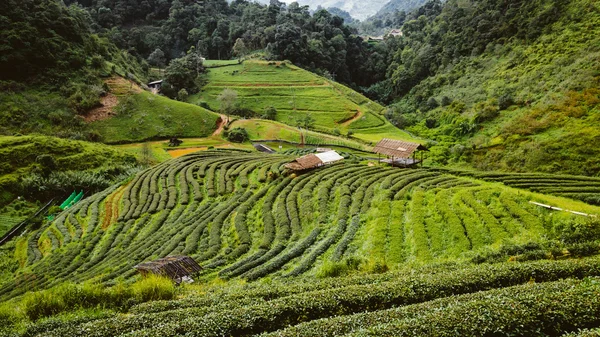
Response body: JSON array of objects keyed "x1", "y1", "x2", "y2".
[
  {"x1": 374, "y1": 0, "x2": 429, "y2": 18},
  {"x1": 264, "y1": 0, "x2": 390, "y2": 21},
  {"x1": 325, "y1": 7, "x2": 357, "y2": 24}
]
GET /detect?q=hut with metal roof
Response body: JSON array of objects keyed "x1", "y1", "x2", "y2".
[
  {"x1": 134, "y1": 256, "x2": 202, "y2": 283},
  {"x1": 285, "y1": 150, "x2": 344, "y2": 171},
  {"x1": 373, "y1": 139, "x2": 428, "y2": 167},
  {"x1": 253, "y1": 143, "x2": 276, "y2": 154}
]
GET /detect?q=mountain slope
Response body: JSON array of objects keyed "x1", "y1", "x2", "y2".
[
  {"x1": 257, "y1": 0, "x2": 389, "y2": 20},
  {"x1": 88, "y1": 77, "x2": 220, "y2": 144},
  {"x1": 192, "y1": 60, "x2": 416, "y2": 143},
  {"x1": 382, "y1": 0, "x2": 600, "y2": 176},
  {"x1": 375, "y1": 0, "x2": 429, "y2": 16}
]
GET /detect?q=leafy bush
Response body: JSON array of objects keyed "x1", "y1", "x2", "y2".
[
  {"x1": 225, "y1": 127, "x2": 249, "y2": 143},
  {"x1": 262, "y1": 106, "x2": 277, "y2": 120},
  {"x1": 17, "y1": 276, "x2": 175, "y2": 322}
]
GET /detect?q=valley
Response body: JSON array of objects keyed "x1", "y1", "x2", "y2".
[{"x1": 1, "y1": 0, "x2": 599, "y2": 335}]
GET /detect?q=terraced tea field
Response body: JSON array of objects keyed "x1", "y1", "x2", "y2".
[
  {"x1": 4, "y1": 151, "x2": 600, "y2": 298},
  {"x1": 445, "y1": 169, "x2": 600, "y2": 206},
  {"x1": 2, "y1": 150, "x2": 600, "y2": 335},
  {"x1": 195, "y1": 61, "x2": 417, "y2": 143}
]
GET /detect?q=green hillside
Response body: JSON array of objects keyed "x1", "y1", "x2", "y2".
[
  {"x1": 382, "y1": 0, "x2": 600, "y2": 176},
  {"x1": 0, "y1": 135, "x2": 137, "y2": 205},
  {"x1": 3, "y1": 0, "x2": 600, "y2": 335},
  {"x1": 192, "y1": 61, "x2": 417, "y2": 144},
  {"x1": 0, "y1": 151, "x2": 599, "y2": 334},
  {"x1": 89, "y1": 78, "x2": 220, "y2": 144}
]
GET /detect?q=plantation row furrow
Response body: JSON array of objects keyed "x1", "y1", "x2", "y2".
[
  {"x1": 42, "y1": 257, "x2": 600, "y2": 337},
  {"x1": 266, "y1": 278, "x2": 600, "y2": 337}
]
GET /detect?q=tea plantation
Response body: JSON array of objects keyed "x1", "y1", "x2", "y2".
[
  {"x1": 1, "y1": 150, "x2": 599, "y2": 335},
  {"x1": 194, "y1": 61, "x2": 416, "y2": 143}
]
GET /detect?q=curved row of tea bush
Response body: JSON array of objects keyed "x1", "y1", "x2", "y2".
[
  {"x1": 1, "y1": 151, "x2": 597, "y2": 302},
  {"x1": 10, "y1": 257, "x2": 600, "y2": 336}
]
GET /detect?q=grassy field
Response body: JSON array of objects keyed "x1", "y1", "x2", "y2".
[
  {"x1": 191, "y1": 61, "x2": 418, "y2": 144},
  {"x1": 203, "y1": 59, "x2": 241, "y2": 67},
  {"x1": 231, "y1": 119, "x2": 373, "y2": 151},
  {"x1": 116, "y1": 136, "x2": 256, "y2": 163},
  {"x1": 88, "y1": 77, "x2": 220, "y2": 144},
  {"x1": 0, "y1": 150, "x2": 599, "y2": 334}
]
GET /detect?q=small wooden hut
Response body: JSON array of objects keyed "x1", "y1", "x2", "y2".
[
  {"x1": 134, "y1": 256, "x2": 202, "y2": 283},
  {"x1": 285, "y1": 150, "x2": 344, "y2": 172},
  {"x1": 373, "y1": 139, "x2": 428, "y2": 167}
]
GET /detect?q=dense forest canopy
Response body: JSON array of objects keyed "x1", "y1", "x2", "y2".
[
  {"x1": 61, "y1": 0, "x2": 387, "y2": 88},
  {"x1": 1, "y1": 0, "x2": 598, "y2": 175}
]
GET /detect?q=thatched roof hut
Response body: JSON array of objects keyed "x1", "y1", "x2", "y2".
[{"x1": 134, "y1": 256, "x2": 202, "y2": 282}]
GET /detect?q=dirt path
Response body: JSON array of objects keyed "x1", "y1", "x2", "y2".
[
  {"x1": 212, "y1": 114, "x2": 228, "y2": 136},
  {"x1": 84, "y1": 77, "x2": 144, "y2": 122},
  {"x1": 341, "y1": 109, "x2": 364, "y2": 127},
  {"x1": 84, "y1": 93, "x2": 119, "y2": 122}
]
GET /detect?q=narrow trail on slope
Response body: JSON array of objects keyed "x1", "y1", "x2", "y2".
[
  {"x1": 212, "y1": 114, "x2": 228, "y2": 136},
  {"x1": 341, "y1": 109, "x2": 364, "y2": 127}
]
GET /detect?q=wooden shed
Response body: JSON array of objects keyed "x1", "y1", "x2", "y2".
[
  {"x1": 285, "y1": 151, "x2": 344, "y2": 171},
  {"x1": 134, "y1": 256, "x2": 202, "y2": 283},
  {"x1": 373, "y1": 139, "x2": 428, "y2": 167}
]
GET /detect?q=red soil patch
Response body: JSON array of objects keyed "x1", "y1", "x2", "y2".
[
  {"x1": 212, "y1": 115, "x2": 228, "y2": 136},
  {"x1": 341, "y1": 109, "x2": 364, "y2": 127},
  {"x1": 85, "y1": 93, "x2": 119, "y2": 122},
  {"x1": 84, "y1": 77, "x2": 144, "y2": 123}
]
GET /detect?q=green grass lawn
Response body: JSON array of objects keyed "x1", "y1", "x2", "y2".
[
  {"x1": 91, "y1": 91, "x2": 220, "y2": 144},
  {"x1": 193, "y1": 60, "x2": 416, "y2": 143}
]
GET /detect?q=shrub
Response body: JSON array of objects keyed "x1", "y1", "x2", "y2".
[
  {"x1": 226, "y1": 127, "x2": 249, "y2": 143},
  {"x1": 177, "y1": 89, "x2": 189, "y2": 101},
  {"x1": 197, "y1": 101, "x2": 210, "y2": 109},
  {"x1": 498, "y1": 93, "x2": 514, "y2": 110},
  {"x1": 131, "y1": 275, "x2": 176, "y2": 303},
  {"x1": 317, "y1": 257, "x2": 363, "y2": 278},
  {"x1": 551, "y1": 217, "x2": 600, "y2": 244},
  {"x1": 262, "y1": 106, "x2": 277, "y2": 120},
  {"x1": 0, "y1": 302, "x2": 21, "y2": 329}
]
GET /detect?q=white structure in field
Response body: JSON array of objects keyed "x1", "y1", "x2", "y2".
[{"x1": 315, "y1": 151, "x2": 344, "y2": 165}]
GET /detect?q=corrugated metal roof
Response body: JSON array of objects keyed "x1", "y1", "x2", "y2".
[
  {"x1": 373, "y1": 139, "x2": 427, "y2": 158},
  {"x1": 315, "y1": 151, "x2": 344, "y2": 164}
]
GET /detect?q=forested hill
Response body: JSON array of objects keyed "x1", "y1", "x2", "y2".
[
  {"x1": 0, "y1": 0, "x2": 145, "y2": 84},
  {"x1": 61, "y1": 0, "x2": 385, "y2": 88},
  {"x1": 379, "y1": 0, "x2": 600, "y2": 176}
]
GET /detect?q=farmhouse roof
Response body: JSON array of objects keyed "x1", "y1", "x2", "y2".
[
  {"x1": 373, "y1": 139, "x2": 428, "y2": 158},
  {"x1": 315, "y1": 151, "x2": 344, "y2": 164},
  {"x1": 285, "y1": 150, "x2": 344, "y2": 171},
  {"x1": 134, "y1": 256, "x2": 202, "y2": 280},
  {"x1": 148, "y1": 80, "x2": 163, "y2": 86}
]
